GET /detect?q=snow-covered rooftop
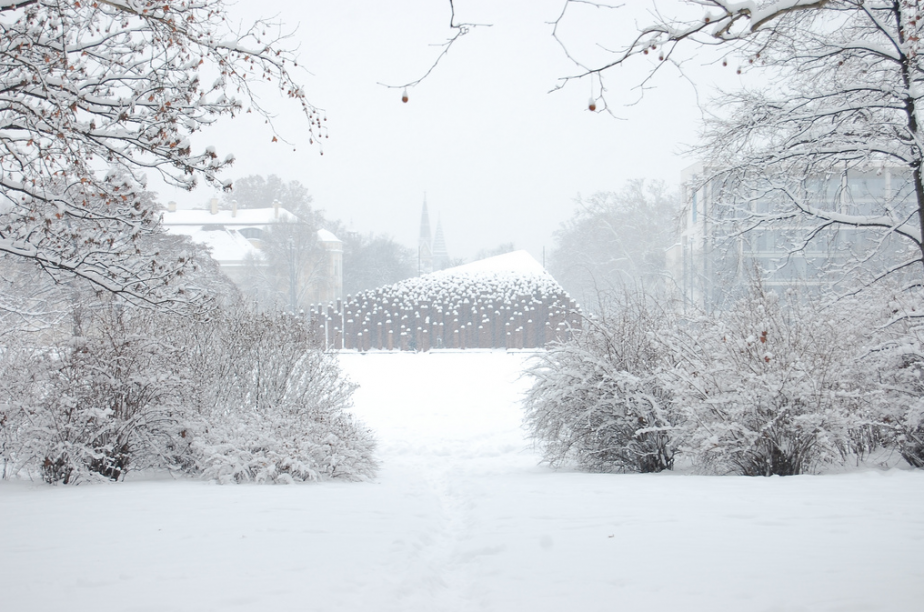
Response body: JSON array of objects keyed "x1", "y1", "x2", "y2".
[
  {"x1": 172, "y1": 227, "x2": 260, "y2": 266},
  {"x1": 317, "y1": 229, "x2": 341, "y2": 243},
  {"x1": 436, "y1": 250, "x2": 547, "y2": 277},
  {"x1": 160, "y1": 206, "x2": 339, "y2": 266},
  {"x1": 161, "y1": 206, "x2": 297, "y2": 227}
]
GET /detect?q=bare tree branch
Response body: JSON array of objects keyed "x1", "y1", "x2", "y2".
[
  {"x1": 0, "y1": 0, "x2": 321, "y2": 307},
  {"x1": 378, "y1": 0, "x2": 491, "y2": 92}
]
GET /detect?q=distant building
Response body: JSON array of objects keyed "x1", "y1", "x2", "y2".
[
  {"x1": 315, "y1": 228, "x2": 344, "y2": 305},
  {"x1": 670, "y1": 162, "x2": 912, "y2": 310},
  {"x1": 161, "y1": 198, "x2": 342, "y2": 305}
]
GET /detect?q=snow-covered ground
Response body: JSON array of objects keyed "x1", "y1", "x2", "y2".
[{"x1": 1, "y1": 351, "x2": 922, "y2": 612}]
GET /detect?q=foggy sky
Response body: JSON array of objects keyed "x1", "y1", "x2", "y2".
[{"x1": 150, "y1": 1, "x2": 741, "y2": 262}]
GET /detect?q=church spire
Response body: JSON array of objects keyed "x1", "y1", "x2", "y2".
[
  {"x1": 419, "y1": 193, "x2": 431, "y2": 243},
  {"x1": 418, "y1": 194, "x2": 433, "y2": 275},
  {"x1": 432, "y1": 215, "x2": 450, "y2": 271}
]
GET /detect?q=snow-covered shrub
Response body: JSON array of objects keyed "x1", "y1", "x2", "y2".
[
  {"x1": 897, "y1": 406, "x2": 924, "y2": 467},
  {"x1": 0, "y1": 302, "x2": 376, "y2": 484},
  {"x1": 0, "y1": 337, "x2": 33, "y2": 480},
  {"x1": 524, "y1": 294, "x2": 678, "y2": 473},
  {"x1": 853, "y1": 288, "x2": 924, "y2": 468},
  {"x1": 177, "y1": 309, "x2": 377, "y2": 483},
  {"x1": 669, "y1": 285, "x2": 864, "y2": 476},
  {"x1": 1, "y1": 306, "x2": 187, "y2": 484}
]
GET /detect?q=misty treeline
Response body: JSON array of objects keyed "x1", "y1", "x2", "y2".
[
  {"x1": 525, "y1": 283, "x2": 924, "y2": 475},
  {"x1": 548, "y1": 180, "x2": 676, "y2": 306},
  {"x1": 0, "y1": 248, "x2": 376, "y2": 484}
]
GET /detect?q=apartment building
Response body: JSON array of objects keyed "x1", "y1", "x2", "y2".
[{"x1": 670, "y1": 162, "x2": 914, "y2": 310}]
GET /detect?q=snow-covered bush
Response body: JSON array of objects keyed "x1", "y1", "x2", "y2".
[
  {"x1": 523, "y1": 280, "x2": 924, "y2": 476},
  {"x1": 176, "y1": 309, "x2": 377, "y2": 483},
  {"x1": 853, "y1": 288, "x2": 924, "y2": 468},
  {"x1": 524, "y1": 294, "x2": 678, "y2": 473},
  {"x1": 669, "y1": 285, "x2": 865, "y2": 476},
  {"x1": 0, "y1": 337, "x2": 33, "y2": 480},
  {"x1": 897, "y1": 405, "x2": 924, "y2": 467},
  {"x1": 0, "y1": 302, "x2": 376, "y2": 484},
  {"x1": 1, "y1": 306, "x2": 187, "y2": 484}
]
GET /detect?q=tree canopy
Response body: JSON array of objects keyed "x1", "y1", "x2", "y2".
[
  {"x1": 0, "y1": 0, "x2": 320, "y2": 306},
  {"x1": 342, "y1": 232, "x2": 416, "y2": 297},
  {"x1": 550, "y1": 181, "x2": 677, "y2": 308},
  {"x1": 562, "y1": 1, "x2": 924, "y2": 284},
  {"x1": 222, "y1": 174, "x2": 315, "y2": 220}
]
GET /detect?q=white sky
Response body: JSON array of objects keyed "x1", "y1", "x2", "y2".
[{"x1": 151, "y1": 0, "x2": 742, "y2": 262}]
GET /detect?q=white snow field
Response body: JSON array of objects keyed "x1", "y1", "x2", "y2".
[{"x1": 2, "y1": 351, "x2": 923, "y2": 612}]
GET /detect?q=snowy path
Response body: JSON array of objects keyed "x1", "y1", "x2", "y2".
[{"x1": 1, "y1": 351, "x2": 923, "y2": 611}]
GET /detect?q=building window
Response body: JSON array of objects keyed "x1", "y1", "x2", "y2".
[
  {"x1": 692, "y1": 191, "x2": 698, "y2": 223},
  {"x1": 239, "y1": 227, "x2": 264, "y2": 241}
]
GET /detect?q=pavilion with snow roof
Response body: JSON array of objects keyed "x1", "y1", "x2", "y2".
[{"x1": 309, "y1": 250, "x2": 581, "y2": 351}]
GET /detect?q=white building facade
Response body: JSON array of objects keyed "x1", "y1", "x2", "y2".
[
  {"x1": 670, "y1": 162, "x2": 914, "y2": 311},
  {"x1": 161, "y1": 198, "x2": 343, "y2": 306}
]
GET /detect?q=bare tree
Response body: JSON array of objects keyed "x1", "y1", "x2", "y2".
[
  {"x1": 552, "y1": 1, "x2": 924, "y2": 285},
  {"x1": 0, "y1": 254, "x2": 69, "y2": 338},
  {"x1": 235, "y1": 218, "x2": 323, "y2": 313},
  {"x1": 262, "y1": 218, "x2": 324, "y2": 311},
  {"x1": 0, "y1": 1, "x2": 322, "y2": 306},
  {"x1": 341, "y1": 232, "x2": 415, "y2": 296},
  {"x1": 550, "y1": 180, "x2": 677, "y2": 308},
  {"x1": 381, "y1": 0, "x2": 491, "y2": 95}
]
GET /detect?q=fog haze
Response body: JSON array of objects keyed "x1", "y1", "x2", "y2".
[{"x1": 151, "y1": 1, "x2": 735, "y2": 262}]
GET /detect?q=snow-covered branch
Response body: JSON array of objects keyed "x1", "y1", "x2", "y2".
[{"x1": 0, "y1": 0, "x2": 322, "y2": 306}]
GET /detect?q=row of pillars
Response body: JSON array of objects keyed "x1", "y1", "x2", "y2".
[{"x1": 307, "y1": 291, "x2": 581, "y2": 352}]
